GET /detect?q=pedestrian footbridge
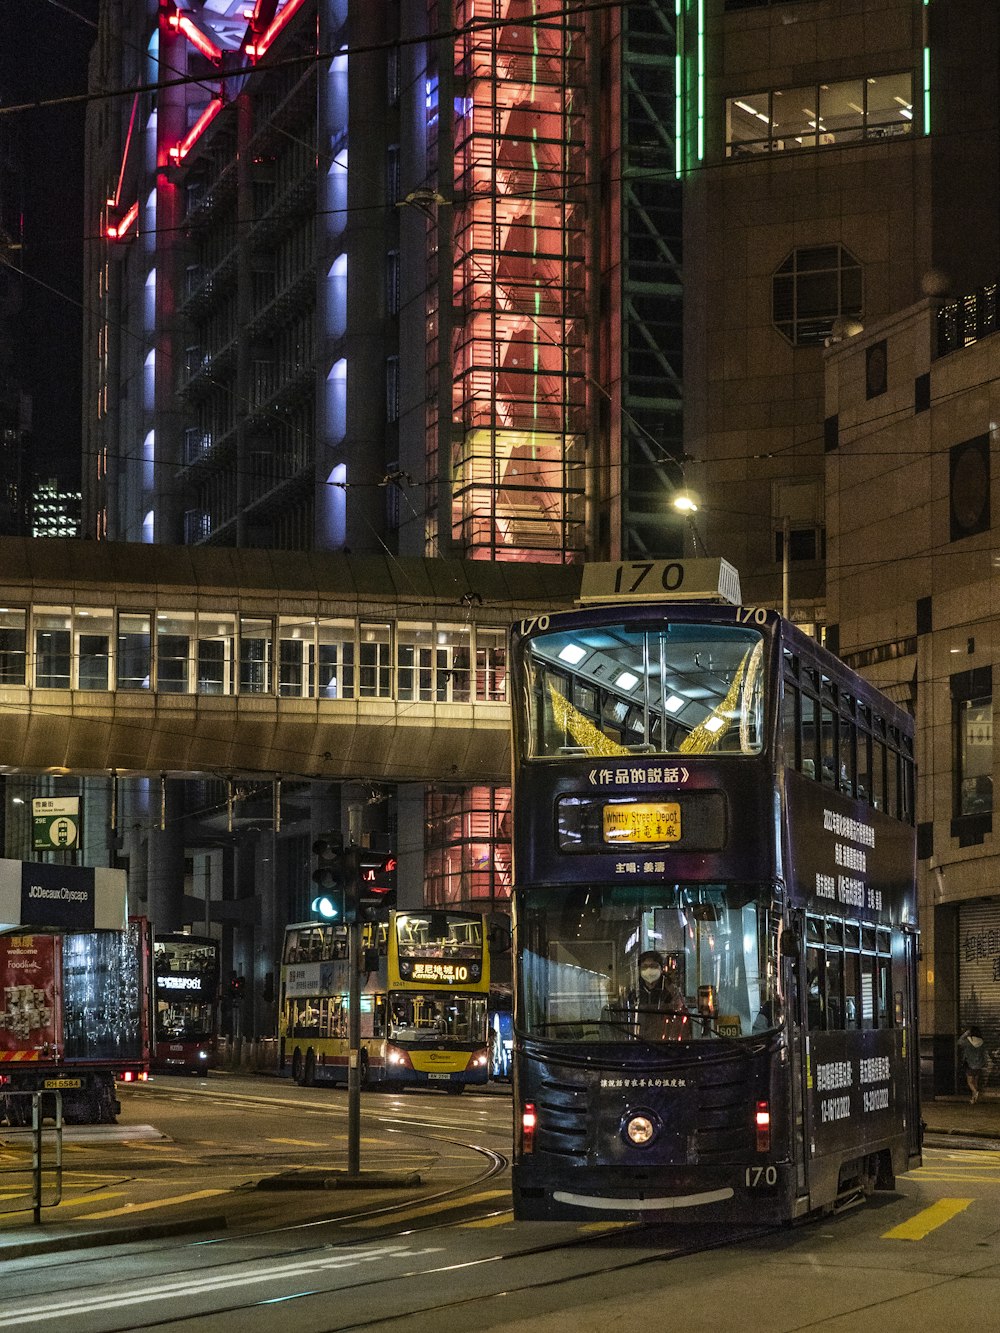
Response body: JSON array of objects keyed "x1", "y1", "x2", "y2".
[{"x1": 0, "y1": 540, "x2": 579, "y2": 784}]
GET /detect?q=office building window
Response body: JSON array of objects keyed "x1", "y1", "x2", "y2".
[
  {"x1": 727, "y1": 72, "x2": 914, "y2": 157},
  {"x1": 773, "y1": 245, "x2": 862, "y2": 347},
  {"x1": 952, "y1": 669, "x2": 993, "y2": 820}
]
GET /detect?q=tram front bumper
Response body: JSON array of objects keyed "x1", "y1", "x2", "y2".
[{"x1": 512, "y1": 1161, "x2": 793, "y2": 1225}]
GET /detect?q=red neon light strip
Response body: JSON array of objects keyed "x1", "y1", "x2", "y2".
[
  {"x1": 248, "y1": 0, "x2": 308, "y2": 59},
  {"x1": 107, "y1": 200, "x2": 139, "y2": 240},
  {"x1": 170, "y1": 12, "x2": 224, "y2": 63},
  {"x1": 169, "y1": 96, "x2": 224, "y2": 163},
  {"x1": 113, "y1": 94, "x2": 140, "y2": 209}
]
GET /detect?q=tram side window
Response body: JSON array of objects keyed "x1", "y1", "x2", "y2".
[
  {"x1": 806, "y1": 942, "x2": 825, "y2": 1028},
  {"x1": 857, "y1": 720, "x2": 872, "y2": 804},
  {"x1": 886, "y1": 745, "x2": 899, "y2": 819},
  {"x1": 843, "y1": 948, "x2": 861, "y2": 1028},
  {"x1": 820, "y1": 704, "x2": 837, "y2": 786},
  {"x1": 839, "y1": 707, "x2": 856, "y2": 797},
  {"x1": 782, "y1": 682, "x2": 800, "y2": 769},
  {"x1": 801, "y1": 692, "x2": 819, "y2": 779}
]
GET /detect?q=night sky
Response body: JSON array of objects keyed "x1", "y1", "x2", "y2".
[{"x1": 0, "y1": 0, "x2": 100, "y2": 485}]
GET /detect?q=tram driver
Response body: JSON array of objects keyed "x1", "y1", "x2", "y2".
[{"x1": 632, "y1": 950, "x2": 687, "y2": 1040}]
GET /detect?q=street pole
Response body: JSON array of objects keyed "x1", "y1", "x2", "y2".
[
  {"x1": 347, "y1": 914, "x2": 361, "y2": 1177},
  {"x1": 782, "y1": 514, "x2": 790, "y2": 620}
]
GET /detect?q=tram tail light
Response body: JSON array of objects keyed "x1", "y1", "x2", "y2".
[
  {"x1": 755, "y1": 1099, "x2": 771, "y2": 1152},
  {"x1": 522, "y1": 1101, "x2": 537, "y2": 1154}
]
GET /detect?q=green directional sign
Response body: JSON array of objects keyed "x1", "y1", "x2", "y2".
[{"x1": 32, "y1": 797, "x2": 82, "y2": 851}]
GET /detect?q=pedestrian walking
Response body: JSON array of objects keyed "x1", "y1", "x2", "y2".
[{"x1": 958, "y1": 1026, "x2": 988, "y2": 1103}]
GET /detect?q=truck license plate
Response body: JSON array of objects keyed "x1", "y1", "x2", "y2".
[{"x1": 43, "y1": 1078, "x2": 82, "y2": 1089}]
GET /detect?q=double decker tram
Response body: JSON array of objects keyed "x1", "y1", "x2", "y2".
[
  {"x1": 152, "y1": 934, "x2": 220, "y2": 1073},
  {"x1": 279, "y1": 909, "x2": 490, "y2": 1091},
  {"x1": 510, "y1": 560, "x2": 919, "y2": 1224}
]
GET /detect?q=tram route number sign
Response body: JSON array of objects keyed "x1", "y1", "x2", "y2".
[
  {"x1": 602, "y1": 802, "x2": 681, "y2": 844},
  {"x1": 32, "y1": 798, "x2": 82, "y2": 852}
]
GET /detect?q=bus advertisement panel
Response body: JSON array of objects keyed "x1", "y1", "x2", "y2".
[{"x1": 509, "y1": 568, "x2": 918, "y2": 1226}]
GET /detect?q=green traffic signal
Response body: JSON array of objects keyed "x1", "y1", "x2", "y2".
[{"x1": 311, "y1": 891, "x2": 344, "y2": 921}]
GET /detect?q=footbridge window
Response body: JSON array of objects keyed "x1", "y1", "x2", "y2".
[{"x1": 6, "y1": 604, "x2": 511, "y2": 705}]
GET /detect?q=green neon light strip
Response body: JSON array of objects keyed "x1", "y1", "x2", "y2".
[
  {"x1": 697, "y1": 0, "x2": 704, "y2": 161},
  {"x1": 923, "y1": 46, "x2": 931, "y2": 134},
  {"x1": 674, "y1": 0, "x2": 683, "y2": 178}
]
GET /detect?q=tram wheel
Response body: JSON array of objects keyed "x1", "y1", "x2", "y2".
[{"x1": 291, "y1": 1048, "x2": 304, "y2": 1085}]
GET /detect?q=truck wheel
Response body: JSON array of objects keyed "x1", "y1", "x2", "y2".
[
  {"x1": 303, "y1": 1049, "x2": 316, "y2": 1087},
  {"x1": 291, "y1": 1048, "x2": 304, "y2": 1085}
]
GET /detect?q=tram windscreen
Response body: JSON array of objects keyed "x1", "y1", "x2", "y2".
[
  {"x1": 521, "y1": 622, "x2": 766, "y2": 758},
  {"x1": 519, "y1": 883, "x2": 779, "y2": 1042}
]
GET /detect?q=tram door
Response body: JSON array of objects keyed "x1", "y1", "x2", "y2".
[
  {"x1": 786, "y1": 912, "x2": 811, "y2": 1200},
  {"x1": 903, "y1": 927, "x2": 922, "y2": 1162}
]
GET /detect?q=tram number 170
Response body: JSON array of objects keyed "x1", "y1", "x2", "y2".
[{"x1": 744, "y1": 1165, "x2": 778, "y2": 1188}]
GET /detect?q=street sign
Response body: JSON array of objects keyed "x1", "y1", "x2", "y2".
[{"x1": 32, "y1": 797, "x2": 82, "y2": 851}]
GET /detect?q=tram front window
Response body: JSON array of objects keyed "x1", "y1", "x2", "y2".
[{"x1": 519, "y1": 883, "x2": 778, "y2": 1042}]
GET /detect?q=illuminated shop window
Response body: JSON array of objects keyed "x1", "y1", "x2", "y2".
[{"x1": 727, "y1": 72, "x2": 913, "y2": 157}]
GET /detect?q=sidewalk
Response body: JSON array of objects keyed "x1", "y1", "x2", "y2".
[{"x1": 922, "y1": 1091, "x2": 1000, "y2": 1141}]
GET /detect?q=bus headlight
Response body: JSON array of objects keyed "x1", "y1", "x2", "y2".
[
  {"x1": 386, "y1": 1045, "x2": 412, "y2": 1068},
  {"x1": 623, "y1": 1110, "x2": 659, "y2": 1147},
  {"x1": 468, "y1": 1049, "x2": 488, "y2": 1069}
]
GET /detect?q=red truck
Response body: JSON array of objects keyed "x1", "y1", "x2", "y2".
[{"x1": 0, "y1": 918, "x2": 154, "y2": 1124}]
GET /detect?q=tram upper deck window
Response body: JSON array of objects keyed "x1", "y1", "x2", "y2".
[{"x1": 523, "y1": 623, "x2": 766, "y2": 758}]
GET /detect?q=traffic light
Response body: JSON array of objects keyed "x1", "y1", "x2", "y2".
[
  {"x1": 357, "y1": 851, "x2": 398, "y2": 920},
  {"x1": 311, "y1": 831, "x2": 361, "y2": 923}
]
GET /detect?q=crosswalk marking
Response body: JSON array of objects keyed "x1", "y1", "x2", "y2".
[
  {"x1": 354, "y1": 1188, "x2": 509, "y2": 1228},
  {"x1": 882, "y1": 1197, "x2": 974, "y2": 1240}
]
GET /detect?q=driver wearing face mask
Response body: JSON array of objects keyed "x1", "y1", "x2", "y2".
[{"x1": 633, "y1": 950, "x2": 687, "y2": 1040}]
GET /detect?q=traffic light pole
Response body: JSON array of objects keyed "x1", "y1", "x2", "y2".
[{"x1": 346, "y1": 916, "x2": 362, "y2": 1177}]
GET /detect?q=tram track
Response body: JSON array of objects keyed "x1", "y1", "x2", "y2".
[{"x1": 0, "y1": 1083, "x2": 771, "y2": 1331}]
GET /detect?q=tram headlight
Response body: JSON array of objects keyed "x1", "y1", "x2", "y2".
[{"x1": 623, "y1": 1110, "x2": 659, "y2": 1147}]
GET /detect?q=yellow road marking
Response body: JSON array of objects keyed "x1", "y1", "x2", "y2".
[
  {"x1": 73, "y1": 1188, "x2": 227, "y2": 1220},
  {"x1": 355, "y1": 1188, "x2": 509, "y2": 1228},
  {"x1": 578, "y1": 1221, "x2": 637, "y2": 1233},
  {"x1": 462, "y1": 1211, "x2": 513, "y2": 1228},
  {"x1": 266, "y1": 1137, "x2": 327, "y2": 1148},
  {"x1": 882, "y1": 1197, "x2": 974, "y2": 1240},
  {"x1": 917, "y1": 1173, "x2": 1000, "y2": 1184}
]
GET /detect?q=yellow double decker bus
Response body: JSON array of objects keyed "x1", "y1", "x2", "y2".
[{"x1": 279, "y1": 909, "x2": 490, "y2": 1093}]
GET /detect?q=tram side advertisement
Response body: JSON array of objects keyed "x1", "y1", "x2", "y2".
[{"x1": 784, "y1": 772, "x2": 916, "y2": 1161}]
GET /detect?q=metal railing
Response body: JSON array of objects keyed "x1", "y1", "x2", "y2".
[{"x1": 0, "y1": 1091, "x2": 63, "y2": 1223}]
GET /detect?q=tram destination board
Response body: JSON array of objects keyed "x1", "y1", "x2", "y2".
[{"x1": 602, "y1": 803, "x2": 681, "y2": 844}]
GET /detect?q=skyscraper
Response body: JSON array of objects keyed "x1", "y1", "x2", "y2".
[
  {"x1": 83, "y1": 0, "x2": 685, "y2": 562},
  {"x1": 80, "y1": 1, "x2": 686, "y2": 969}
]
